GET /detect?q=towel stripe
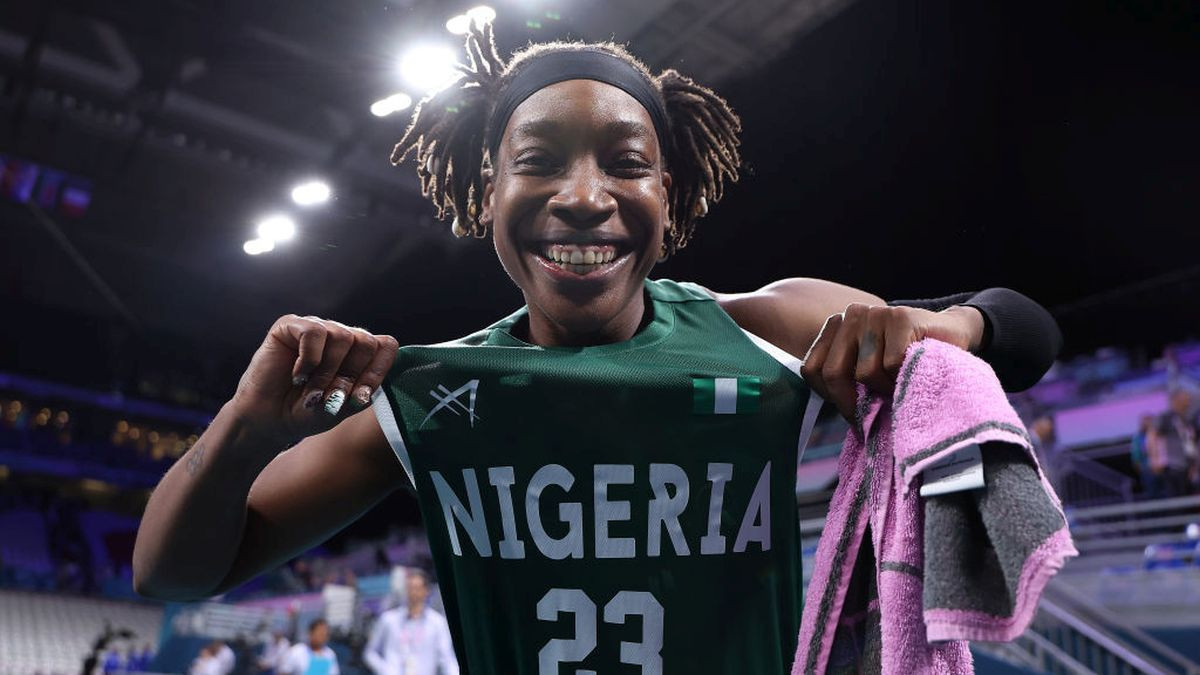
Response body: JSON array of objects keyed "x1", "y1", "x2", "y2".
[
  {"x1": 806, "y1": 431, "x2": 878, "y2": 674},
  {"x1": 898, "y1": 420, "x2": 1031, "y2": 474},
  {"x1": 881, "y1": 561, "x2": 923, "y2": 578},
  {"x1": 893, "y1": 346, "x2": 925, "y2": 408}
]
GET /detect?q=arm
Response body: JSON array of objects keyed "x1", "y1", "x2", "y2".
[
  {"x1": 133, "y1": 315, "x2": 403, "y2": 600},
  {"x1": 134, "y1": 406, "x2": 403, "y2": 599},
  {"x1": 362, "y1": 616, "x2": 389, "y2": 675},
  {"x1": 711, "y1": 278, "x2": 982, "y2": 362},
  {"x1": 887, "y1": 288, "x2": 1063, "y2": 392},
  {"x1": 712, "y1": 278, "x2": 1058, "y2": 419}
]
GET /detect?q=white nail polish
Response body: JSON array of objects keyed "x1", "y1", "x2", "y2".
[{"x1": 324, "y1": 390, "x2": 346, "y2": 416}]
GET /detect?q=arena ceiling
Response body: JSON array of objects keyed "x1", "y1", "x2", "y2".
[{"x1": 0, "y1": 0, "x2": 855, "y2": 351}]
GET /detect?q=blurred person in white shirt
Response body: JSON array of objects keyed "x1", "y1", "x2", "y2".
[
  {"x1": 279, "y1": 619, "x2": 339, "y2": 675},
  {"x1": 213, "y1": 641, "x2": 235, "y2": 675},
  {"x1": 258, "y1": 631, "x2": 291, "y2": 674},
  {"x1": 364, "y1": 569, "x2": 458, "y2": 675},
  {"x1": 191, "y1": 645, "x2": 222, "y2": 675}
]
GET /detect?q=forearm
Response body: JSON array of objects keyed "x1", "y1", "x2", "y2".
[
  {"x1": 889, "y1": 287, "x2": 1062, "y2": 391},
  {"x1": 362, "y1": 648, "x2": 387, "y2": 675},
  {"x1": 132, "y1": 401, "x2": 284, "y2": 600}
]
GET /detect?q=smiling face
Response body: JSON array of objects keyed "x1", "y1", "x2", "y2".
[{"x1": 480, "y1": 79, "x2": 671, "y2": 346}]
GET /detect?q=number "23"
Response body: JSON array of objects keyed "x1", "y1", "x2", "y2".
[{"x1": 537, "y1": 588, "x2": 664, "y2": 674}]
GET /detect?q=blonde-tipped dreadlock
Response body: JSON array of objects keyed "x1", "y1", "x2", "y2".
[{"x1": 390, "y1": 22, "x2": 742, "y2": 257}]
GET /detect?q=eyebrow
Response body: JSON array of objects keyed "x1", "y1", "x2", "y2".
[{"x1": 509, "y1": 118, "x2": 653, "y2": 142}]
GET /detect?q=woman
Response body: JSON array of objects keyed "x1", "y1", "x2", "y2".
[{"x1": 133, "y1": 24, "x2": 1060, "y2": 673}]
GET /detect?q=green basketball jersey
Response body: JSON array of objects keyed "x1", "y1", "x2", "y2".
[{"x1": 374, "y1": 278, "x2": 814, "y2": 674}]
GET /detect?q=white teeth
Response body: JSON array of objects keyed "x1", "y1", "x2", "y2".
[{"x1": 541, "y1": 244, "x2": 620, "y2": 269}]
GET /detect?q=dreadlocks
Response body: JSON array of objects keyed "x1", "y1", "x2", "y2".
[{"x1": 390, "y1": 22, "x2": 742, "y2": 257}]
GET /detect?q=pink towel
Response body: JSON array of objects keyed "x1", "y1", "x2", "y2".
[{"x1": 793, "y1": 339, "x2": 1076, "y2": 674}]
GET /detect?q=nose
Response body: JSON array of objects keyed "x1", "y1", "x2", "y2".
[{"x1": 547, "y1": 161, "x2": 617, "y2": 229}]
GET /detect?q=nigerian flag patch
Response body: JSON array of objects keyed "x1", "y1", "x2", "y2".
[{"x1": 692, "y1": 376, "x2": 760, "y2": 414}]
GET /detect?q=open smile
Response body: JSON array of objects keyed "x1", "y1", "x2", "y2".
[{"x1": 530, "y1": 241, "x2": 631, "y2": 279}]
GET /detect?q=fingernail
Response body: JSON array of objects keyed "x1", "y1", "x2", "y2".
[
  {"x1": 302, "y1": 389, "x2": 324, "y2": 409},
  {"x1": 353, "y1": 386, "x2": 371, "y2": 407},
  {"x1": 324, "y1": 389, "x2": 346, "y2": 416},
  {"x1": 292, "y1": 374, "x2": 308, "y2": 387}
]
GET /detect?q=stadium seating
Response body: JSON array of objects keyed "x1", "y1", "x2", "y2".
[{"x1": 0, "y1": 590, "x2": 163, "y2": 675}]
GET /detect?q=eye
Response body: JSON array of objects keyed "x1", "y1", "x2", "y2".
[
  {"x1": 610, "y1": 152, "x2": 653, "y2": 176},
  {"x1": 513, "y1": 150, "x2": 559, "y2": 173}
]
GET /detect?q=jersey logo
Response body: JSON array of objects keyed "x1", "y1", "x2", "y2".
[
  {"x1": 693, "y1": 376, "x2": 760, "y2": 414},
  {"x1": 420, "y1": 379, "x2": 482, "y2": 429}
]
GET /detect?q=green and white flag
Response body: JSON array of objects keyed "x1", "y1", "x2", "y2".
[{"x1": 692, "y1": 376, "x2": 760, "y2": 414}]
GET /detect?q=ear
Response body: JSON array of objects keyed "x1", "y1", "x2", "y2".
[{"x1": 480, "y1": 167, "x2": 495, "y2": 226}]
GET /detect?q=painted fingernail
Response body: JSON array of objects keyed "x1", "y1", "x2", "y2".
[
  {"x1": 302, "y1": 389, "x2": 324, "y2": 410},
  {"x1": 353, "y1": 386, "x2": 371, "y2": 407},
  {"x1": 292, "y1": 374, "x2": 309, "y2": 387},
  {"x1": 324, "y1": 389, "x2": 346, "y2": 416}
]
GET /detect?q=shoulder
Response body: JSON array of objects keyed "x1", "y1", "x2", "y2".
[{"x1": 705, "y1": 277, "x2": 886, "y2": 359}]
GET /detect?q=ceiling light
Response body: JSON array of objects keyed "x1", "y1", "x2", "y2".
[
  {"x1": 369, "y1": 93, "x2": 413, "y2": 117},
  {"x1": 446, "y1": 14, "x2": 471, "y2": 35},
  {"x1": 400, "y1": 45, "x2": 460, "y2": 94},
  {"x1": 255, "y1": 214, "x2": 296, "y2": 242},
  {"x1": 243, "y1": 238, "x2": 275, "y2": 255},
  {"x1": 291, "y1": 180, "x2": 331, "y2": 206},
  {"x1": 466, "y1": 6, "x2": 496, "y2": 27}
]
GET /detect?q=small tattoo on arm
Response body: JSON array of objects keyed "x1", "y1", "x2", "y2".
[
  {"x1": 859, "y1": 331, "x2": 877, "y2": 362},
  {"x1": 186, "y1": 442, "x2": 206, "y2": 476}
]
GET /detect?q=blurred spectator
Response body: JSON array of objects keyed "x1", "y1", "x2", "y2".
[
  {"x1": 363, "y1": 569, "x2": 458, "y2": 675},
  {"x1": 101, "y1": 648, "x2": 122, "y2": 674},
  {"x1": 1130, "y1": 413, "x2": 1163, "y2": 498},
  {"x1": 129, "y1": 643, "x2": 155, "y2": 672},
  {"x1": 1030, "y1": 415, "x2": 1067, "y2": 493},
  {"x1": 191, "y1": 645, "x2": 222, "y2": 675},
  {"x1": 1148, "y1": 389, "x2": 1199, "y2": 497},
  {"x1": 279, "y1": 618, "x2": 339, "y2": 675},
  {"x1": 210, "y1": 640, "x2": 236, "y2": 675},
  {"x1": 258, "y1": 631, "x2": 291, "y2": 675}
]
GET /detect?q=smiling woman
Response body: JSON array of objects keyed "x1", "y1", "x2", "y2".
[{"x1": 132, "y1": 20, "x2": 1062, "y2": 675}]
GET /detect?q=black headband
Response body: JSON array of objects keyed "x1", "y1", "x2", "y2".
[{"x1": 486, "y1": 50, "x2": 671, "y2": 162}]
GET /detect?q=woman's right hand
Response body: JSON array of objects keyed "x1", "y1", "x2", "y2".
[{"x1": 230, "y1": 314, "x2": 399, "y2": 445}]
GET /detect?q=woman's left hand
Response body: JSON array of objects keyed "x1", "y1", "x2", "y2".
[{"x1": 800, "y1": 303, "x2": 985, "y2": 423}]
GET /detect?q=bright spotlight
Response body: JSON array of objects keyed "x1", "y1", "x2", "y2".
[
  {"x1": 466, "y1": 6, "x2": 496, "y2": 27},
  {"x1": 446, "y1": 14, "x2": 471, "y2": 35},
  {"x1": 243, "y1": 238, "x2": 275, "y2": 255},
  {"x1": 291, "y1": 181, "x2": 331, "y2": 206},
  {"x1": 369, "y1": 93, "x2": 413, "y2": 117},
  {"x1": 400, "y1": 45, "x2": 459, "y2": 94},
  {"x1": 256, "y1": 214, "x2": 296, "y2": 242}
]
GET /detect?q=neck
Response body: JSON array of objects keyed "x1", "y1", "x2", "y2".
[
  {"x1": 407, "y1": 603, "x2": 423, "y2": 618},
  {"x1": 524, "y1": 289, "x2": 650, "y2": 347}
]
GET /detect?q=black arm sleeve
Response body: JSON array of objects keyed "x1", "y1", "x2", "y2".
[{"x1": 887, "y1": 288, "x2": 1062, "y2": 392}]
